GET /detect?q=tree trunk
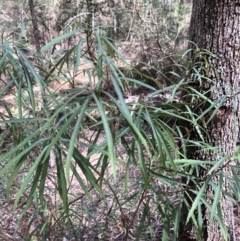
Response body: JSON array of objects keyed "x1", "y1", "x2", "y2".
[
  {"x1": 179, "y1": 1, "x2": 240, "y2": 240},
  {"x1": 28, "y1": 0, "x2": 41, "y2": 52}
]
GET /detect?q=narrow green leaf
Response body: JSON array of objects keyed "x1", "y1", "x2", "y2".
[
  {"x1": 173, "y1": 159, "x2": 215, "y2": 165},
  {"x1": 216, "y1": 204, "x2": 229, "y2": 240},
  {"x1": 173, "y1": 195, "x2": 184, "y2": 241},
  {"x1": 207, "y1": 155, "x2": 229, "y2": 175},
  {"x1": 136, "y1": 141, "x2": 148, "y2": 188},
  {"x1": 99, "y1": 154, "x2": 108, "y2": 188},
  {"x1": 65, "y1": 99, "x2": 89, "y2": 183},
  {"x1": 6, "y1": 154, "x2": 28, "y2": 201},
  {"x1": 185, "y1": 105, "x2": 205, "y2": 142},
  {"x1": 72, "y1": 147, "x2": 103, "y2": 196},
  {"x1": 186, "y1": 176, "x2": 210, "y2": 223},
  {"x1": 74, "y1": 39, "x2": 85, "y2": 75},
  {"x1": 38, "y1": 155, "x2": 49, "y2": 207},
  {"x1": 17, "y1": 80, "x2": 23, "y2": 118},
  {"x1": 70, "y1": 163, "x2": 92, "y2": 201},
  {"x1": 150, "y1": 170, "x2": 183, "y2": 185},
  {"x1": 93, "y1": 92, "x2": 116, "y2": 180},
  {"x1": 136, "y1": 202, "x2": 148, "y2": 241},
  {"x1": 209, "y1": 172, "x2": 223, "y2": 223},
  {"x1": 55, "y1": 145, "x2": 69, "y2": 214},
  {"x1": 193, "y1": 202, "x2": 203, "y2": 239},
  {"x1": 232, "y1": 167, "x2": 240, "y2": 199},
  {"x1": 13, "y1": 146, "x2": 49, "y2": 210},
  {"x1": 41, "y1": 29, "x2": 84, "y2": 52},
  {"x1": 0, "y1": 137, "x2": 49, "y2": 177},
  {"x1": 103, "y1": 90, "x2": 150, "y2": 156}
]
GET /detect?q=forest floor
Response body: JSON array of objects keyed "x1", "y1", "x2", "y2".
[
  {"x1": 0, "y1": 75, "x2": 173, "y2": 240},
  {"x1": 1, "y1": 66, "x2": 240, "y2": 240},
  {"x1": 0, "y1": 135, "x2": 167, "y2": 240}
]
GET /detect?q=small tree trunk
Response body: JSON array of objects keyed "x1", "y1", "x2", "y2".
[{"x1": 28, "y1": 0, "x2": 41, "y2": 52}]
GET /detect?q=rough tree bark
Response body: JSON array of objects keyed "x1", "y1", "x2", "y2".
[
  {"x1": 28, "y1": 0, "x2": 41, "y2": 52},
  {"x1": 179, "y1": 1, "x2": 240, "y2": 240}
]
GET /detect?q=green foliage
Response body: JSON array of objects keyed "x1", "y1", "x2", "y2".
[{"x1": 0, "y1": 26, "x2": 239, "y2": 240}]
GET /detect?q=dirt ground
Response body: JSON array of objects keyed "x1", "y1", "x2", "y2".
[{"x1": 1, "y1": 61, "x2": 240, "y2": 240}]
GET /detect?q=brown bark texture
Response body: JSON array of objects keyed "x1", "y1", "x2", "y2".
[
  {"x1": 180, "y1": 1, "x2": 240, "y2": 241},
  {"x1": 28, "y1": 0, "x2": 41, "y2": 52}
]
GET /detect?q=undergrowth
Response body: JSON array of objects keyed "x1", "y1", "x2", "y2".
[{"x1": 0, "y1": 28, "x2": 239, "y2": 241}]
